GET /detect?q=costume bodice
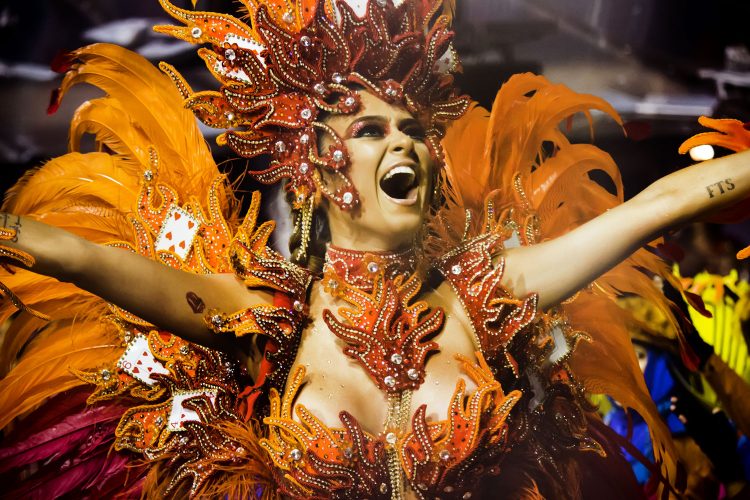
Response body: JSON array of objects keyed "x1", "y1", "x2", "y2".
[
  {"x1": 255, "y1": 238, "x2": 556, "y2": 498},
  {"x1": 288, "y1": 278, "x2": 479, "y2": 434}
]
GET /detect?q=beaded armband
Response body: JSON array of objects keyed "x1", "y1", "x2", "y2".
[
  {"x1": 0, "y1": 226, "x2": 34, "y2": 270},
  {"x1": 0, "y1": 226, "x2": 49, "y2": 319}
]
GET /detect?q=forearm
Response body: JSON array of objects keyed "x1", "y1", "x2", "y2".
[
  {"x1": 0, "y1": 214, "x2": 89, "y2": 280},
  {"x1": 644, "y1": 148, "x2": 750, "y2": 226},
  {"x1": 0, "y1": 213, "x2": 266, "y2": 353},
  {"x1": 503, "y1": 149, "x2": 750, "y2": 309}
]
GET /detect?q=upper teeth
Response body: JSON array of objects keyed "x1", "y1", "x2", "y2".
[{"x1": 383, "y1": 165, "x2": 415, "y2": 182}]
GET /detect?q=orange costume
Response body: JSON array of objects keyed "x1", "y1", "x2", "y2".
[{"x1": 1, "y1": 0, "x2": 749, "y2": 498}]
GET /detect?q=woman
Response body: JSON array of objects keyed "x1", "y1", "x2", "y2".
[{"x1": 0, "y1": 0, "x2": 748, "y2": 497}]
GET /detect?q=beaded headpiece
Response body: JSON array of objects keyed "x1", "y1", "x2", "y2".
[{"x1": 155, "y1": 0, "x2": 468, "y2": 218}]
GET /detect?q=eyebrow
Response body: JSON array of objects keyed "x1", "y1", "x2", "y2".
[{"x1": 344, "y1": 115, "x2": 422, "y2": 138}]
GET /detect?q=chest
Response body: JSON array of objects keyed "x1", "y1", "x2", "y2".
[{"x1": 287, "y1": 280, "x2": 479, "y2": 434}]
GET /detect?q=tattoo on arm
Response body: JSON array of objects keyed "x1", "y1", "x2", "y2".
[
  {"x1": 186, "y1": 291, "x2": 206, "y2": 313},
  {"x1": 706, "y1": 178, "x2": 736, "y2": 198}
]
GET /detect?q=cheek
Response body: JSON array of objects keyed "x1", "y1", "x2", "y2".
[
  {"x1": 346, "y1": 141, "x2": 385, "y2": 190},
  {"x1": 417, "y1": 146, "x2": 436, "y2": 188}
]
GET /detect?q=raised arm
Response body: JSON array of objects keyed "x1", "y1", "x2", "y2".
[
  {"x1": 502, "y1": 149, "x2": 750, "y2": 310},
  {"x1": 0, "y1": 214, "x2": 271, "y2": 353}
]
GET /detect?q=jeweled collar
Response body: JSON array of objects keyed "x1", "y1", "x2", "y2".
[{"x1": 322, "y1": 245, "x2": 417, "y2": 289}]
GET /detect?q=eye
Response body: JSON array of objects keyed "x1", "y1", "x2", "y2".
[
  {"x1": 351, "y1": 122, "x2": 385, "y2": 138},
  {"x1": 403, "y1": 124, "x2": 426, "y2": 141}
]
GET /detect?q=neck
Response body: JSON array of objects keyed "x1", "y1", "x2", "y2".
[{"x1": 323, "y1": 245, "x2": 417, "y2": 289}]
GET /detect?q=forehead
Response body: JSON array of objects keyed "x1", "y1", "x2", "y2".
[{"x1": 325, "y1": 90, "x2": 416, "y2": 131}]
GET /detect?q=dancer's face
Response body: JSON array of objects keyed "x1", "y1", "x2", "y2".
[{"x1": 321, "y1": 90, "x2": 435, "y2": 251}]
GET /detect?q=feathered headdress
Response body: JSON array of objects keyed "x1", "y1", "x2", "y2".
[{"x1": 154, "y1": 0, "x2": 468, "y2": 217}]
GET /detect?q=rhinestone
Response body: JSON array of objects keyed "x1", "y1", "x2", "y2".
[
  {"x1": 385, "y1": 432, "x2": 397, "y2": 444},
  {"x1": 191, "y1": 26, "x2": 202, "y2": 38},
  {"x1": 329, "y1": 280, "x2": 339, "y2": 290},
  {"x1": 439, "y1": 450, "x2": 451, "y2": 461},
  {"x1": 180, "y1": 436, "x2": 189, "y2": 445},
  {"x1": 300, "y1": 108, "x2": 312, "y2": 120},
  {"x1": 332, "y1": 72, "x2": 344, "y2": 84},
  {"x1": 211, "y1": 314, "x2": 223, "y2": 327},
  {"x1": 299, "y1": 162, "x2": 309, "y2": 174},
  {"x1": 143, "y1": 170, "x2": 153, "y2": 181},
  {"x1": 367, "y1": 262, "x2": 379, "y2": 273},
  {"x1": 299, "y1": 133, "x2": 310, "y2": 144},
  {"x1": 123, "y1": 333, "x2": 132, "y2": 343},
  {"x1": 344, "y1": 96, "x2": 356, "y2": 107},
  {"x1": 376, "y1": 0, "x2": 387, "y2": 6},
  {"x1": 290, "y1": 448, "x2": 302, "y2": 460},
  {"x1": 282, "y1": 11, "x2": 294, "y2": 23},
  {"x1": 390, "y1": 353, "x2": 403, "y2": 365},
  {"x1": 343, "y1": 447, "x2": 353, "y2": 459},
  {"x1": 341, "y1": 191, "x2": 353, "y2": 204},
  {"x1": 332, "y1": 149, "x2": 344, "y2": 162},
  {"x1": 417, "y1": 483, "x2": 428, "y2": 491},
  {"x1": 463, "y1": 493, "x2": 472, "y2": 499},
  {"x1": 407, "y1": 368, "x2": 419, "y2": 380},
  {"x1": 379, "y1": 483, "x2": 388, "y2": 493},
  {"x1": 386, "y1": 87, "x2": 397, "y2": 97},
  {"x1": 224, "y1": 48, "x2": 236, "y2": 60},
  {"x1": 275, "y1": 140, "x2": 286, "y2": 153},
  {"x1": 300, "y1": 35, "x2": 312, "y2": 47},
  {"x1": 179, "y1": 345, "x2": 190, "y2": 355},
  {"x1": 224, "y1": 111, "x2": 235, "y2": 121},
  {"x1": 293, "y1": 300, "x2": 304, "y2": 312},
  {"x1": 100, "y1": 369, "x2": 111, "y2": 381},
  {"x1": 313, "y1": 83, "x2": 326, "y2": 95},
  {"x1": 384, "y1": 375, "x2": 396, "y2": 388},
  {"x1": 155, "y1": 416, "x2": 164, "y2": 426},
  {"x1": 296, "y1": 193, "x2": 305, "y2": 203},
  {"x1": 444, "y1": 486, "x2": 454, "y2": 493},
  {"x1": 451, "y1": 264, "x2": 462, "y2": 275}
]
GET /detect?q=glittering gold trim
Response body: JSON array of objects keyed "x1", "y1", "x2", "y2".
[
  {"x1": 0, "y1": 244, "x2": 34, "y2": 269},
  {"x1": 0, "y1": 228, "x2": 17, "y2": 241}
]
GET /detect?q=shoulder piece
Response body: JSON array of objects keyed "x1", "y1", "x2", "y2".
[
  {"x1": 228, "y1": 191, "x2": 312, "y2": 299},
  {"x1": 204, "y1": 191, "x2": 312, "y2": 396},
  {"x1": 435, "y1": 232, "x2": 538, "y2": 365}
]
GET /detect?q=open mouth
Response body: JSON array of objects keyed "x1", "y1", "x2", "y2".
[{"x1": 379, "y1": 164, "x2": 419, "y2": 205}]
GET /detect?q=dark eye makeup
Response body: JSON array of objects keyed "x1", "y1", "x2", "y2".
[
  {"x1": 350, "y1": 121, "x2": 387, "y2": 138},
  {"x1": 346, "y1": 116, "x2": 426, "y2": 141}
]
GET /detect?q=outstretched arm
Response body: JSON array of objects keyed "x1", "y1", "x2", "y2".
[
  {"x1": 502, "y1": 149, "x2": 750, "y2": 310},
  {"x1": 0, "y1": 215, "x2": 271, "y2": 353}
]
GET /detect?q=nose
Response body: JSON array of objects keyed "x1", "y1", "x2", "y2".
[{"x1": 388, "y1": 128, "x2": 416, "y2": 156}]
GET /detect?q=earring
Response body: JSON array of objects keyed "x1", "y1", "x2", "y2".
[{"x1": 296, "y1": 195, "x2": 314, "y2": 262}]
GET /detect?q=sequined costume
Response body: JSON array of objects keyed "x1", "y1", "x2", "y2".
[{"x1": 3, "y1": 1, "x2": 750, "y2": 498}]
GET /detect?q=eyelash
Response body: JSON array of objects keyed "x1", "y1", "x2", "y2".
[
  {"x1": 350, "y1": 122, "x2": 426, "y2": 141},
  {"x1": 351, "y1": 122, "x2": 386, "y2": 138}
]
